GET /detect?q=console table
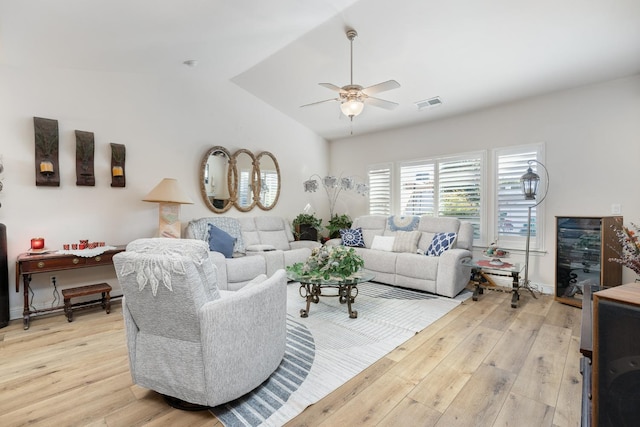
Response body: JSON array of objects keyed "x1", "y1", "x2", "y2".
[{"x1": 15, "y1": 246, "x2": 125, "y2": 329}]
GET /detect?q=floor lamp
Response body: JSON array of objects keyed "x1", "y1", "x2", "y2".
[
  {"x1": 520, "y1": 160, "x2": 549, "y2": 295},
  {"x1": 143, "y1": 178, "x2": 194, "y2": 238}
]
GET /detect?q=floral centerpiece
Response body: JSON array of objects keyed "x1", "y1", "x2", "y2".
[
  {"x1": 286, "y1": 245, "x2": 364, "y2": 281},
  {"x1": 609, "y1": 222, "x2": 640, "y2": 276}
]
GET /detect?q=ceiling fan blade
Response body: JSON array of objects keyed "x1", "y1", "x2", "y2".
[
  {"x1": 300, "y1": 98, "x2": 339, "y2": 108},
  {"x1": 319, "y1": 83, "x2": 347, "y2": 93},
  {"x1": 365, "y1": 96, "x2": 399, "y2": 110},
  {"x1": 361, "y1": 80, "x2": 400, "y2": 95}
]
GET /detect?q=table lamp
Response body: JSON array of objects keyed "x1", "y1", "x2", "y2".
[{"x1": 143, "y1": 178, "x2": 193, "y2": 238}]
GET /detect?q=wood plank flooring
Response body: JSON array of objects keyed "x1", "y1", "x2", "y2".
[{"x1": 0, "y1": 285, "x2": 582, "y2": 426}]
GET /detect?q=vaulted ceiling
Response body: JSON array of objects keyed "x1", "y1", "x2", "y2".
[{"x1": 2, "y1": 0, "x2": 640, "y2": 140}]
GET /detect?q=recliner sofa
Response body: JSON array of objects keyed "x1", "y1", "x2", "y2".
[
  {"x1": 185, "y1": 216, "x2": 321, "y2": 290},
  {"x1": 328, "y1": 215, "x2": 474, "y2": 298}
]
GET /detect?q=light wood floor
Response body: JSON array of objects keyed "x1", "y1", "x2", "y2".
[{"x1": 0, "y1": 285, "x2": 582, "y2": 426}]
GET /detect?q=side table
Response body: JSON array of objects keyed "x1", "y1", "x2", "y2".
[
  {"x1": 15, "y1": 246, "x2": 125, "y2": 329},
  {"x1": 463, "y1": 259, "x2": 524, "y2": 308}
]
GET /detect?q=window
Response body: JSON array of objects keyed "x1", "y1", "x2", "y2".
[
  {"x1": 495, "y1": 144, "x2": 545, "y2": 250},
  {"x1": 367, "y1": 163, "x2": 392, "y2": 215},
  {"x1": 399, "y1": 162, "x2": 434, "y2": 216},
  {"x1": 397, "y1": 153, "x2": 483, "y2": 238},
  {"x1": 366, "y1": 145, "x2": 545, "y2": 249}
]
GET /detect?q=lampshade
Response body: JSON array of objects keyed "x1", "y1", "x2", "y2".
[
  {"x1": 340, "y1": 99, "x2": 364, "y2": 117},
  {"x1": 520, "y1": 167, "x2": 540, "y2": 200},
  {"x1": 143, "y1": 178, "x2": 194, "y2": 204}
]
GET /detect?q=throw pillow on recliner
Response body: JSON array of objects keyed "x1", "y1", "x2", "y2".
[
  {"x1": 208, "y1": 224, "x2": 237, "y2": 258},
  {"x1": 340, "y1": 227, "x2": 365, "y2": 247}
]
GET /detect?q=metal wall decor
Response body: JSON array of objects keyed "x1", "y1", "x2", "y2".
[
  {"x1": 34, "y1": 117, "x2": 60, "y2": 187},
  {"x1": 110, "y1": 143, "x2": 126, "y2": 187},
  {"x1": 75, "y1": 130, "x2": 95, "y2": 186}
]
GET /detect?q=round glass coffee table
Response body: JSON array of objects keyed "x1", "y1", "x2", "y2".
[{"x1": 287, "y1": 270, "x2": 375, "y2": 318}]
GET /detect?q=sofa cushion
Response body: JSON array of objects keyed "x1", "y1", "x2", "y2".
[
  {"x1": 340, "y1": 227, "x2": 365, "y2": 247},
  {"x1": 351, "y1": 215, "x2": 388, "y2": 248},
  {"x1": 208, "y1": 224, "x2": 236, "y2": 258},
  {"x1": 371, "y1": 235, "x2": 395, "y2": 252},
  {"x1": 388, "y1": 215, "x2": 419, "y2": 231},
  {"x1": 427, "y1": 232, "x2": 457, "y2": 256},
  {"x1": 392, "y1": 230, "x2": 421, "y2": 253}
]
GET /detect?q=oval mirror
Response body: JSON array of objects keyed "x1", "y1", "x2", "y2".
[
  {"x1": 200, "y1": 146, "x2": 232, "y2": 213},
  {"x1": 230, "y1": 149, "x2": 257, "y2": 212},
  {"x1": 256, "y1": 151, "x2": 280, "y2": 211}
]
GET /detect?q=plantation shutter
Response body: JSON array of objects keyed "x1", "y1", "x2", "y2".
[
  {"x1": 497, "y1": 148, "x2": 541, "y2": 246},
  {"x1": 399, "y1": 161, "x2": 435, "y2": 216},
  {"x1": 438, "y1": 156, "x2": 482, "y2": 237},
  {"x1": 368, "y1": 164, "x2": 392, "y2": 215}
]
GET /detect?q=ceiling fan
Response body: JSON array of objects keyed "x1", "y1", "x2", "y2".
[{"x1": 301, "y1": 28, "x2": 400, "y2": 120}]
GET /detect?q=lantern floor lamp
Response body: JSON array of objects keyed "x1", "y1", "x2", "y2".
[
  {"x1": 143, "y1": 178, "x2": 194, "y2": 238},
  {"x1": 520, "y1": 160, "x2": 549, "y2": 298}
]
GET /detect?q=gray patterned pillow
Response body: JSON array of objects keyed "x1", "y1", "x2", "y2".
[{"x1": 392, "y1": 230, "x2": 421, "y2": 253}]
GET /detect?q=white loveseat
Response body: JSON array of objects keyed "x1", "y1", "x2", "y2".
[
  {"x1": 328, "y1": 215, "x2": 474, "y2": 298},
  {"x1": 185, "y1": 216, "x2": 321, "y2": 290}
]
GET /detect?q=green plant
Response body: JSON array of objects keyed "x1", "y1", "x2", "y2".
[
  {"x1": 286, "y1": 245, "x2": 364, "y2": 280},
  {"x1": 326, "y1": 214, "x2": 352, "y2": 239},
  {"x1": 292, "y1": 213, "x2": 322, "y2": 230}
]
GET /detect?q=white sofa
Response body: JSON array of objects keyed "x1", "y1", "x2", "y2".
[
  {"x1": 185, "y1": 216, "x2": 321, "y2": 290},
  {"x1": 328, "y1": 215, "x2": 474, "y2": 298}
]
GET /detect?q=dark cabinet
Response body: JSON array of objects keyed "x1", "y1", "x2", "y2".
[{"x1": 555, "y1": 216, "x2": 622, "y2": 308}]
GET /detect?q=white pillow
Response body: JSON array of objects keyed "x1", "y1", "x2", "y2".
[{"x1": 371, "y1": 235, "x2": 395, "y2": 252}]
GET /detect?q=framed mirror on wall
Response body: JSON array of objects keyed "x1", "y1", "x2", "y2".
[
  {"x1": 199, "y1": 147, "x2": 281, "y2": 213},
  {"x1": 199, "y1": 146, "x2": 232, "y2": 213},
  {"x1": 230, "y1": 149, "x2": 257, "y2": 212},
  {"x1": 256, "y1": 151, "x2": 280, "y2": 211}
]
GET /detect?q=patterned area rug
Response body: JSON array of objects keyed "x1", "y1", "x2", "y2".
[{"x1": 210, "y1": 282, "x2": 470, "y2": 426}]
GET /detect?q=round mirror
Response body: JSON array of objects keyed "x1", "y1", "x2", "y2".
[
  {"x1": 230, "y1": 149, "x2": 257, "y2": 212},
  {"x1": 256, "y1": 151, "x2": 280, "y2": 211},
  {"x1": 200, "y1": 146, "x2": 232, "y2": 213}
]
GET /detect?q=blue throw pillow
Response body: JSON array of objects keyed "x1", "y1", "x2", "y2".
[
  {"x1": 208, "y1": 224, "x2": 236, "y2": 258},
  {"x1": 340, "y1": 227, "x2": 365, "y2": 247},
  {"x1": 427, "y1": 232, "x2": 457, "y2": 256}
]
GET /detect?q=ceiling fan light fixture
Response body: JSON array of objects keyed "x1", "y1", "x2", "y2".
[{"x1": 340, "y1": 99, "x2": 364, "y2": 117}]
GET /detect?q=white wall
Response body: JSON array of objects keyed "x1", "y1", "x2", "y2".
[
  {"x1": 329, "y1": 74, "x2": 640, "y2": 290},
  {"x1": 0, "y1": 64, "x2": 329, "y2": 320}
]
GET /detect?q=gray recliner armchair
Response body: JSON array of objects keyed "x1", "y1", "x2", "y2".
[{"x1": 113, "y1": 238, "x2": 287, "y2": 408}]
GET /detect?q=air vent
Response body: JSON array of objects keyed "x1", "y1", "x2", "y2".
[{"x1": 415, "y1": 96, "x2": 443, "y2": 111}]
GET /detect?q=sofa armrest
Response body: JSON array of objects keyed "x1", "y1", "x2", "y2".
[
  {"x1": 198, "y1": 270, "x2": 287, "y2": 406},
  {"x1": 436, "y1": 248, "x2": 472, "y2": 298},
  {"x1": 290, "y1": 240, "x2": 322, "y2": 250},
  {"x1": 207, "y1": 251, "x2": 229, "y2": 290},
  {"x1": 323, "y1": 238, "x2": 342, "y2": 247}
]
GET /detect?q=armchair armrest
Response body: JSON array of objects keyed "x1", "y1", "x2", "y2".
[{"x1": 198, "y1": 269, "x2": 287, "y2": 406}]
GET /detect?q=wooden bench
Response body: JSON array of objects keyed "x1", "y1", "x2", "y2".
[{"x1": 62, "y1": 283, "x2": 112, "y2": 322}]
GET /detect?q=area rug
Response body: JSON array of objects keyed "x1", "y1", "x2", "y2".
[{"x1": 210, "y1": 282, "x2": 470, "y2": 426}]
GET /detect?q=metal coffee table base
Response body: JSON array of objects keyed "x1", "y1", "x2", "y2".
[{"x1": 299, "y1": 283, "x2": 359, "y2": 318}]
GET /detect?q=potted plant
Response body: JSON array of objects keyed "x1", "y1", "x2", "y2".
[
  {"x1": 326, "y1": 214, "x2": 352, "y2": 239},
  {"x1": 292, "y1": 213, "x2": 322, "y2": 241}
]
